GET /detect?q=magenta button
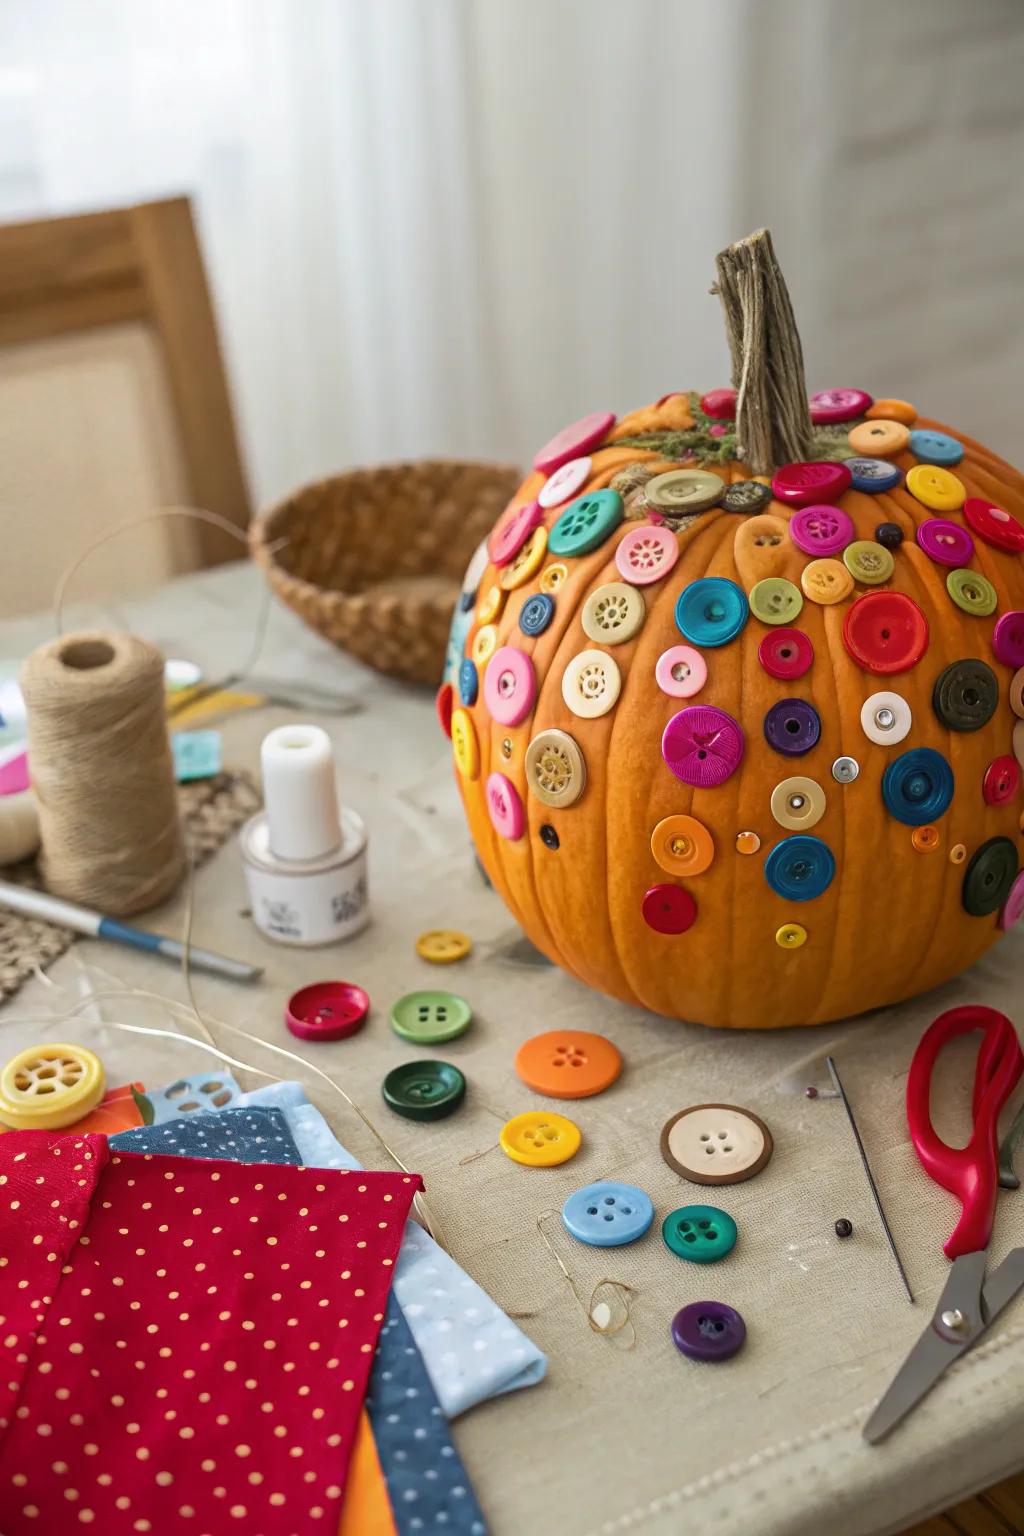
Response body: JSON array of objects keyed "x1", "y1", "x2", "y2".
[
  {"x1": 484, "y1": 646, "x2": 536, "y2": 727},
  {"x1": 286, "y1": 981, "x2": 369, "y2": 1042},
  {"x1": 789, "y1": 503, "x2": 854, "y2": 557},
  {"x1": 533, "y1": 412, "x2": 616, "y2": 476},
  {"x1": 662, "y1": 705, "x2": 744, "y2": 788},
  {"x1": 1001, "y1": 870, "x2": 1024, "y2": 931},
  {"x1": 772, "y1": 462, "x2": 852, "y2": 508},
  {"x1": 758, "y1": 627, "x2": 813, "y2": 681},
  {"x1": 642, "y1": 884, "x2": 697, "y2": 936},
  {"x1": 486, "y1": 771, "x2": 525, "y2": 841},
  {"x1": 700, "y1": 388, "x2": 737, "y2": 421},
  {"x1": 993, "y1": 612, "x2": 1024, "y2": 669},
  {"x1": 809, "y1": 388, "x2": 872, "y2": 425},
  {"x1": 489, "y1": 499, "x2": 543, "y2": 568},
  {"x1": 916, "y1": 518, "x2": 974, "y2": 568}
]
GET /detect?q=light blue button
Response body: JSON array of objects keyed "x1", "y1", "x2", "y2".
[
  {"x1": 908, "y1": 429, "x2": 964, "y2": 467},
  {"x1": 846, "y1": 456, "x2": 901, "y2": 493},
  {"x1": 458, "y1": 658, "x2": 479, "y2": 706},
  {"x1": 675, "y1": 577, "x2": 748, "y2": 647},
  {"x1": 561, "y1": 1180, "x2": 654, "y2": 1247}
]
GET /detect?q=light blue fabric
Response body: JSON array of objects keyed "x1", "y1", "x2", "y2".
[{"x1": 141, "y1": 1070, "x2": 241, "y2": 1124}]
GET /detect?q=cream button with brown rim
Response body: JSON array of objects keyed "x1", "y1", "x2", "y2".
[
  {"x1": 644, "y1": 468, "x2": 724, "y2": 515},
  {"x1": 525, "y1": 728, "x2": 587, "y2": 809},
  {"x1": 769, "y1": 775, "x2": 826, "y2": 831},
  {"x1": 581, "y1": 582, "x2": 646, "y2": 645},
  {"x1": 661, "y1": 1103, "x2": 774, "y2": 1185},
  {"x1": 562, "y1": 649, "x2": 621, "y2": 719}
]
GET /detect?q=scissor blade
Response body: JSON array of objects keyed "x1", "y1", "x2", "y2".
[
  {"x1": 981, "y1": 1246, "x2": 1024, "y2": 1323},
  {"x1": 862, "y1": 1324, "x2": 966, "y2": 1443}
]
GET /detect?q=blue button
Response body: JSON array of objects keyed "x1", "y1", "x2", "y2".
[
  {"x1": 459, "y1": 589, "x2": 476, "y2": 612},
  {"x1": 458, "y1": 658, "x2": 479, "y2": 706},
  {"x1": 561, "y1": 1180, "x2": 654, "y2": 1248},
  {"x1": 908, "y1": 429, "x2": 964, "y2": 467},
  {"x1": 519, "y1": 592, "x2": 555, "y2": 637},
  {"x1": 764, "y1": 835, "x2": 836, "y2": 901},
  {"x1": 882, "y1": 747, "x2": 954, "y2": 827},
  {"x1": 549, "y1": 489, "x2": 623, "y2": 557},
  {"x1": 675, "y1": 578, "x2": 748, "y2": 648},
  {"x1": 846, "y1": 457, "x2": 901, "y2": 493}
]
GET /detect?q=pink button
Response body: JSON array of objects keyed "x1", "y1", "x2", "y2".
[
  {"x1": 916, "y1": 518, "x2": 974, "y2": 567},
  {"x1": 484, "y1": 646, "x2": 536, "y2": 727},
  {"x1": 700, "y1": 388, "x2": 736, "y2": 420},
  {"x1": 642, "y1": 884, "x2": 697, "y2": 935},
  {"x1": 539, "y1": 456, "x2": 592, "y2": 509},
  {"x1": 772, "y1": 462, "x2": 852, "y2": 507},
  {"x1": 286, "y1": 981, "x2": 370, "y2": 1042},
  {"x1": 489, "y1": 499, "x2": 543, "y2": 567},
  {"x1": 486, "y1": 771, "x2": 525, "y2": 840},
  {"x1": 789, "y1": 504, "x2": 855, "y2": 557},
  {"x1": 656, "y1": 645, "x2": 707, "y2": 699},
  {"x1": 809, "y1": 388, "x2": 873, "y2": 424},
  {"x1": 662, "y1": 705, "x2": 744, "y2": 788},
  {"x1": 533, "y1": 412, "x2": 616, "y2": 476},
  {"x1": 1001, "y1": 870, "x2": 1024, "y2": 931},
  {"x1": 615, "y1": 524, "x2": 679, "y2": 586},
  {"x1": 758, "y1": 627, "x2": 813, "y2": 680},
  {"x1": 982, "y1": 755, "x2": 1020, "y2": 807},
  {"x1": 993, "y1": 612, "x2": 1024, "y2": 669}
]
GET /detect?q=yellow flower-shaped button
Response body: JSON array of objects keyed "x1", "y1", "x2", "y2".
[
  {"x1": 500, "y1": 1110, "x2": 582, "y2": 1167},
  {"x1": 471, "y1": 624, "x2": 498, "y2": 667},
  {"x1": 416, "y1": 929, "x2": 472, "y2": 964},
  {"x1": 0, "y1": 1043, "x2": 104, "y2": 1130},
  {"x1": 843, "y1": 541, "x2": 894, "y2": 585},
  {"x1": 500, "y1": 526, "x2": 548, "y2": 591},
  {"x1": 800, "y1": 558, "x2": 853, "y2": 605},
  {"x1": 906, "y1": 464, "x2": 966, "y2": 513},
  {"x1": 477, "y1": 584, "x2": 504, "y2": 625},
  {"x1": 451, "y1": 708, "x2": 480, "y2": 781}
]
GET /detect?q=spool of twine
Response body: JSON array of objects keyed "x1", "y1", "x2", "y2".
[
  {"x1": 20, "y1": 632, "x2": 186, "y2": 914},
  {"x1": 0, "y1": 790, "x2": 41, "y2": 867}
]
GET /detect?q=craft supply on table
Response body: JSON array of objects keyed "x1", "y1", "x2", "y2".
[
  {"x1": 240, "y1": 722, "x2": 368, "y2": 945},
  {"x1": 662, "y1": 1205, "x2": 738, "y2": 1264},
  {"x1": 389, "y1": 989, "x2": 472, "y2": 1044},
  {"x1": 382, "y1": 1059, "x2": 467, "y2": 1121},
  {"x1": 171, "y1": 727, "x2": 222, "y2": 780},
  {"x1": 671, "y1": 1301, "x2": 747, "y2": 1362},
  {"x1": 0, "y1": 1042, "x2": 104, "y2": 1129},
  {"x1": 286, "y1": 979, "x2": 370, "y2": 1040},
  {"x1": 561, "y1": 1181, "x2": 654, "y2": 1247},
  {"x1": 514, "y1": 1028, "x2": 622, "y2": 1099},
  {"x1": 500, "y1": 1109, "x2": 581, "y2": 1167},
  {"x1": 415, "y1": 927, "x2": 472, "y2": 963},
  {"x1": 660, "y1": 1103, "x2": 774, "y2": 1184},
  {"x1": 0, "y1": 787, "x2": 39, "y2": 865}
]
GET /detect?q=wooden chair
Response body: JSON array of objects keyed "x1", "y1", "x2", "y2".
[{"x1": 0, "y1": 197, "x2": 250, "y2": 616}]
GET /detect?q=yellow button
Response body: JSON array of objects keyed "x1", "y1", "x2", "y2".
[
  {"x1": 906, "y1": 464, "x2": 966, "y2": 513},
  {"x1": 0, "y1": 1043, "x2": 104, "y2": 1130},
  {"x1": 500, "y1": 526, "x2": 548, "y2": 591},
  {"x1": 800, "y1": 558, "x2": 853, "y2": 605},
  {"x1": 848, "y1": 419, "x2": 911, "y2": 457},
  {"x1": 416, "y1": 929, "x2": 472, "y2": 964},
  {"x1": 843, "y1": 541, "x2": 894, "y2": 585},
  {"x1": 775, "y1": 923, "x2": 808, "y2": 950},
  {"x1": 770, "y1": 776, "x2": 826, "y2": 831},
  {"x1": 471, "y1": 624, "x2": 498, "y2": 667},
  {"x1": 451, "y1": 708, "x2": 480, "y2": 780},
  {"x1": 866, "y1": 398, "x2": 917, "y2": 426},
  {"x1": 735, "y1": 830, "x2": 761, "y2": 855},
  {"x1": 499, "y1": 1110, "x2": 582, "y2": 1167},
  {"x1": 650, "y1": 814, "x2": 715, "y2": 877},
  {"x1": 540, "y1": 562, "x2": 568, "y2": 595},
  {"x1": 477, "y1": 584, "x2": 504, "y2": 624}
]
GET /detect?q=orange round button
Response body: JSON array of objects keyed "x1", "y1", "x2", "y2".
[
  {"x1": 735, "y1": 830, "x2": 761, "y2": 856},
  {"x1": 866, "y1": 398, "x2": 917, "y2": 426},
  {"x1": 650, "y1": 814, "x2": 715, "y2": 877},
  {"x1": 911, "y1": 825, "x2": 940, "y2": 853},
  {"x1": 848, "y1": 419, "x2": 911, "y2": 458},
  {"x1": 515, "y1": 1029, "x2": 622, "y2": 1100}
]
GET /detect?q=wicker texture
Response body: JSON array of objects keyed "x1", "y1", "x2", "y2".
[{"x1": 249, "y1": 461, "x2": 520, "y2": 685}]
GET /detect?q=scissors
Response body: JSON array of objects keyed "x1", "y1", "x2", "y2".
[{"x1": 863, "y1": 1005, "x2": 1024, "y2": 1444}]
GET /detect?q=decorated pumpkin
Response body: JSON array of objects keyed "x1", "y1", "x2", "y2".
[{"x1": 439, "y1": 231, "x2": 1024, "y2": 1029}]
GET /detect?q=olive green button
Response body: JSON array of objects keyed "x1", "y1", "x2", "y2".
[
  {"x1": 382, "y1": 1060, "x2": 466, "y2": 1121},
  {"x1": 389, "y1": 990, "x2": 472, "y2": 1044},
  {"x1": 645, "y1": 469, "x2": 724, "y2": 515},
  {"x1": 843, "y1": 541, "x2": 894, "y2": 585},
  {"x1": 749, "y1": 576, "x2": 803, "y2": 626},
  {"x1": 946, "y1": 568, "x2": 998, "y2": 617},
  {"x1": 962, "y1": 837, "x2": 1019, "y2": 918},
  {"x1": 662, "y1": 1204, "x2": 737, "y2": 1264}
]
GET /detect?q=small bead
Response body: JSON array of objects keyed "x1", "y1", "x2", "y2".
[
  {"x1": 540, "y1": 824, "x2": 560, "y2": 850},
  {"x1": 834, "y1": 1218, "x2": 854, "y2": 1238},
  {"x1": 875, "y1": 522, "x2": 904, "y2": 549},
  {"x1": 804, "y1": 1085, "x2": 819, "y2": 1099}
]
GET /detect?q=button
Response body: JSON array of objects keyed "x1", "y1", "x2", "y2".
[
  {"x1": 1016, "y1": 719, "x2": 1024, "y2": 771},
  {"x1": 671, "y1": 1301, "x2": 746, "y2": 1363},
  {"x1": 933, "y1": 658, "x2": 999, "y2": 732},
  {"x1": 515, "y1": 1029, "x2": 622, "y2": 1099},
  {"x1": 525, "y1": 728, "x2": 587, "y2": 809},
  {"x1": 539, "y1": 455, "x2": 592, "y2": 509},
  {"x1": 486, "y1": 771, "x2": 526, "y2": 840},
  {"x1": 549, "y1": 489, "x2": 623, "y2": 557},
  {"x1": 764, "y1": 835, "x2": 836, "y2": 900},
  {"x1": 642, "y1": 884, "x2": 698, "y2": 935},
  {"x1": 758, "y1": 627, "x2": 813, "y2": 680},
  {"x1": 436, "y1": 681, "x2": 453, "y2": 739},
  {"x1": 770, "y1": 776, "x2": 826, "y2": 831},
  {"x1": 382, "y1": 1060, "x2": 466, "y2": 1122},
  {"x1": 801, "y1": 558, "x2": 853, "y2": 606},
  {"x1": 771, "y1": 462, "x2": 852, "y2": 506},
  {"x1": 906, "y1": 464, "x2": 966, "y2": 513},
  {"x1": 950, "y1": 842, "x2": 968, "y2": 865},
  {"x1": 582, "y1": 582, "x2": 646, "y2": 645},
  {"x1": 749, "y1": 576, "x2": 803, "y2": 626},
  {"x1": 700, "y1": 388, "x2": 737, "y2": 419},
  {"x1": 540, "y1": 562, "x2": 568, "y2": 594},
  {"x1": 415, "y1": 930, "x2": 472, "y2": 964},
  {"x1": 660, "y1": 1103, "x2": 773, "y2": 1184},
  {"x1": 1010, "y1": 668, "x2": 1024, "y2": 718},
  {"x1": 860, "y1": 690, "x2": 912, "y2": 745},
  {"x1": 615, "y1": 523, "x2": 680, "y2": 585},
  {"x1": 562, "y1": 1181, "x2": 654, "y2": 1247},
  {"x1": 848, "y1": 419, "x2": 911, "y2": 457},
  {"x1": 882, "y1": 748, "x2": 955, "y2": 826},
  {"x1": 662, "y1": 705, "x2": 745, "y2": 787},
  {"x1": 776, "y1": 921, "x2": 808, "y2": 949},
  {"x1": 562, "y1": 648, "x2": 622, "y2": 718},
  {"x1": 675, "y1": 577, "x2": 748, "y2": 647},
  {"x1": 866, "y1": 397, "x2": 917, "y2": 425},
  {"x1": 909, "y1": 428, "x2": 964, "y2": 466},
  {"x1": 500, "y1": 525, "x2": 548, "y2": 590},
  {"x1": 451, "y1": 708, "x2": 480, "y2": 780},
  {"x1": 789, "y1": 503, "x2": 855, "y2": 557},
  {"x1": 540, "y1": 823, "x2": 559, "y2": 850},
  {"x1": 963, "y1": 837, "x2": 1020, "y2": 918},
  {"x1": 843, "y1": 591, "x2": 929, "y2": 674},
  {"x1": 458, "y1": 658, "x2": 479, "y2": 706},
  {"x1": 477, "y1": 585, "x2": 503, "y2": 625},
  {"x1": 500, "y1": 1110, "x2": 582, "y2": 1167},
  {"x1": 484, "y1": 646, "x2": 536, "y2": 727},
  {"x1": 0, "y1": 1043, "x2": 104, "y2": 1130},
  {"x1": 947, "y1": 568, "x2": 997, "y2": 618},
  {"x1": 1000, "y1": 871, "x2": 1024, "y2": 931},
  {"x1": 390, "y1": 990, "x2": 472, "y2": 1045},
  {"x1": 916, "y1": 518, "x2": 974, "y2": 567},
  {"x1": 735, "y1": 831, "x2": 761, "y2": 855},
  {"x1": 489, "y1": 499, "x2": 543, "y2": 567},
  {"x1": 645, "y1": 469, "x2": 724, "y2": 516},
  {"x1": 459, "y1": 589, "x2": 476, "y2": 613},
  {"x1": 847, "y1": 457, "x2": 901, "y2": 493},
  {"x1": 963, "y1": 497, "x2": 1024, "y2": 553},
  {"x1": 984, "y1": 756, "x2": 1020, "y2": 806},
  {"x1": 722, "y1": 479, "x2": 772, "y2": 514},
  {"x1": 832, "y1": 756, "x2": 860, "y2": 783},
  {"x1": 662, "y1": 1204, "x2": 738, "y2": 1263},
  {"x1": 533, "y1": 412, "x2": 616, "y2": 475},
  {"x1": 519, "y1": 592, "x2": 555, "y2": 637},
  {"x1": 462, "y1": 537, "x2": 490, "y2": 595},
  {"x1": 285, "y1": 981, "x2": 369, "y2": 1042},
  {"x1": 650, "y1": 814, "x2": 715, "y2": 876},
  {"x1": 843, "y1": 540, "x2": 894, "y2": 585},
  {"x1": 911, "y1": 825, "x2": 940, "y2": 854},
  {"x1": 875, "y1": 521, "x2": 905, "y2": 549},
  {"x1": 994, "y1": 612, "x2": 1024, "y2": 668},
  {"x1": 763, "y1": 698, "x2": 821, "y2": 757},
  {"x1": 656, "y1": 644, "x2": 708, "y2": 698},
  {"x1": 809, "y1": 388, "x2": 872, "y2": 424},
  {"x1": 471, "y1": 623, "x2": 498, "y2": 666}
]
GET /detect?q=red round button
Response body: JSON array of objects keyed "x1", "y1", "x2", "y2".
[
  {"x1": 963, "y1": 497, "x2": 1024, "y2": 553},
  {"x1": 436, "y1": 682, "x2": 454, "y2": 739},
  {"x1": 983, "y1": 756, "x2": 1021, "y2": 807},
  {"x1": 286, "y1": 982, "x2": 370, "y2": 1042},
  {"x1": 771, "y1": 462, "x2": 852, "y2": 507},
  {"x1": 808, "y1": 388, "x2": 872, "y2": 425},
  {"x1": 642, "y1": 884, "x2": 697, "y2": 935},
  {"x1": 758, "y1": 627, "x2": 814, "y2": 680},
  {"x1": 700, "y1": 388, "x2": 736, "y2": 421},
  {"x1": 842, "y1": 591, "x2": 929, "y2": 675}
]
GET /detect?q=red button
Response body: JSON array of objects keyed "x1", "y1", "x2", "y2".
[
  {"x1": 983, "y1": 756, "x2": 1021, "y2": 807},
  {"x1": 771, "y1": 462, "x2": 852, "y2": 507},
  {"x1": 533, "y1": 412, "x2": 616, "y2": 475},
  {"x1": 758, "y1": 627, "x2": 814, "y2": 680},
  {"x1": 963, "y1": 497, "x2": 1024, "y2": 553},
  {"x1": 808, "y1": 388, "x2": 873, "y2": 424},
  {"x1": 286, "y1": 981, "x2": 370, "y2": 1042},
  {"x1": 436, "y1": 682, "x2": 454, "y2": 739},
  {"x1": 842, "y1": 591, "x2": 929, "y2": 675},
  {"x1": 700, "y1": 388, "x2": 736, "y2": 421},
  {"x1": 642, "y1": 884, "x2": 697, "y2": 935}
]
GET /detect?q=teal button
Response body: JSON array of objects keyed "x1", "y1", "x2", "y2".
[
  {"x1": 389, "y1": 990, "x2": 472, "y2": 1044},
  {"x1": 548, "y1": 489, "x2": 624, "y2": 557},
  {"x1": 382, "y1": 1060, "x2": 466, "y2": 1121},
  {"x1": 662, "y1": 1204, "x2": 737, "y2": 1264},
  {"x1": 675, "y1": 577, "x2": 748, "y2": 647}
]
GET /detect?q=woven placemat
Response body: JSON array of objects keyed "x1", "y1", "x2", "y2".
[{"x1": 0, "y1": 769, "x2": 261, "y2": 1003}]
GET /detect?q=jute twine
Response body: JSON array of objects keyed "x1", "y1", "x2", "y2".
[{"x1": 20, "y1": 631, "x2": 185, "y2": 915}]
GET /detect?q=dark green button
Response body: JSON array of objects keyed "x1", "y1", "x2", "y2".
[
  {"x1": 723, "y1": 480, "x2": 772, "y2": 515},
  {"x1": 932, "y1": 659, "x2": 999, "y2": 732},
  {"x1": 382, "y1": 1060, "x2": 466, "y2": 1121},
  {"x1": 962, "y1": 837, "x2": 1020, "y2": 917},
  {"x1": 662, "y1": 1204, "x2": 737, "y2": 1264},
  {"x1": 389, "y1": 990, "x2": 472, "y2": 1044}
]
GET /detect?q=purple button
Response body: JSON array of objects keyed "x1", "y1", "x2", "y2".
[
  {"x1": 764, "y1": 698, "x2": 821, "y2": 756},
  {"x1": 533, "y1": 412, "x2": 616, "y2": 476},
  {"x1": 789, "y1": 504, "x2": 855, "y2": 557},
  {"x1": 671, "y1": 1301, "x2": 746, "y2": 1362},
  {"x1": 662, "y1": 706, "x2": 744, "y2": 788},
  {"x1": 916, "y1": 518, "x2": 975, "y2": 568},
  {"x1": 809, "y1": 388, "x2": 873, "y2": 425},
  {"x1": 1002, "y1": 870, "x2": 1024, "y2": 931},
  {"x1": 993, "y1": 612, "x2": 1024, "y2": 668}
]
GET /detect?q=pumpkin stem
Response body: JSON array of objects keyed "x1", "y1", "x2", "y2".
[{"x1": 713, "y1": 229, "x2": 814, "y2": 475}]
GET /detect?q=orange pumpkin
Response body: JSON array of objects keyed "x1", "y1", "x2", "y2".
[{"x1": 440, "y1": 232, "x2": 1024, "y2": 1029}]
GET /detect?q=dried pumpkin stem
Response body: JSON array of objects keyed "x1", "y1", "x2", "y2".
[{"x1": 713, "y1": 229, "x2": 814, "y2": 475}]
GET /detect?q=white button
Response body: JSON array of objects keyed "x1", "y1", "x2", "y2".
[
  {"x1": 525, "y1": 729, "x2": 587, "y2": 808},
  {"x1": 770, "y1": 775, "x2": 826, "y2": 830},
  {"x1": 581, "y1": 582, "x2": 645, "y2": 645},
  {"x1": 461, "y1": 537, "x2": 491, "y2": 595},
  {"x1": 860, "y1": 690, "x2": 912, "y2": 745},
  {"x1": 539, "y1": 456, "x2": 592, "y2": 509},
  {"x1": 660, "y1": 1104, "x2": 773, "y2": 1185},
  {"x1": 561, "y1": 649, "x2": 622, "y2": 719}
]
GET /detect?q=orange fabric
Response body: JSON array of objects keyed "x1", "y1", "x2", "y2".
[
  {"x1": 73, "y1": 1083, "x2": 145, "y2": 1135},
  {"x1": 337, "y1": 1412, "x2": 397, "y2": 1536}
]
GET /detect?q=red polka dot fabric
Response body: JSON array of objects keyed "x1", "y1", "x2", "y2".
[{"x1": 0, "y1": 1131, "x2": 421, "y2": 1535}]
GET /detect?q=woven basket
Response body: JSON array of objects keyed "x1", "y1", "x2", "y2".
[{"x1": 249, "y1": 460, "x2": 520, "y2": 685}]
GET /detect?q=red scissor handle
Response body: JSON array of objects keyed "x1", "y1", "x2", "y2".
[{"x1": 906, "y1": 1006, "x2": 1023, "y2": 1259}]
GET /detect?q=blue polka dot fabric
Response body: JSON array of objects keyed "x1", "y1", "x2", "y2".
[{"x1": 111, "y1": 1105, "x2": 301, "y2": 1164}]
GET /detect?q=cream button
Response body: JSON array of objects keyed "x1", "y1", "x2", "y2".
[
  {"x1": 562, "y1": 649, "x2": 622, "y2": 719},
  {"x1": 525, "y1": 728, "x2": 587, "y2": 809},
  {"x1": 660, "y1": 1103, "x2": 774, "y2": 1185},
  {"x1": 860, "y1": 690, "x2": 912, "y2": 745},
  {"x1": 770, "y1": 775, "x2": 826, "y2": 831}
]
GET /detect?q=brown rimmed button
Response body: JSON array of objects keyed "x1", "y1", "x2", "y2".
[{"x1": 660, "y1": 1104, "x2": 774, "y2": 1186}]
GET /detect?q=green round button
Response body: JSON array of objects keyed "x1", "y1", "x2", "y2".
[
  {"x1": 946, "y1": 568, "x2": 997, "y2": 617},
  {"x1": 962, "y1": 837, "x2": 1019, "y2": 918},
  {"x1": 749, "y1": 576, "x2": 803, "y2": 626},
  {"x1": 662, "y1": 1204, "x2": 737, "y2": 1264},
  {"x1": 644, "y1": 469, "x2": 724, "y2": 516},
  {"x1": 382, "y1": 1060, "x2": 466, "y2": 1121},
  {"x1": 548, "y1": 490, "x2": 624, "y2": 557},
  {"x1": 843, "y1": 540, "x2": 894, "y2": 585},
  {"x1": 389, "y1": 990, "x2": 472, "y2": 1044}
]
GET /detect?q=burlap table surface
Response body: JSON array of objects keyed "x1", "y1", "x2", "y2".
[{"x1": 1, "y1": 562, "x2": 1022, "y2": 1536}]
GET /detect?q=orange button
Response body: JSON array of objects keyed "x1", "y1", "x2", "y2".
[
  {"x1": 735, "y1": 830, "x2": 761, "y2": 856},
  {"x1": 515, "y1": 1029, "x2": 622, "y2": 1100},
  {"x1": 848, "y1": 419, "x2": 911, "y2": 457},
  {"x1": 911, "y1": 825, "x2": 940, "y2": 853},
  {"x1": 865, "y1": 398, "x2": 917, "y2": 426},
  {"x1": 650, "y1": 814, "x2": 715, "y2": 877}
]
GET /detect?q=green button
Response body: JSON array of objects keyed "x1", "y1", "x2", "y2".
[
  {"x1": 749, "y1": 576, "x2": 803, "y2": 626},
  {"x1": 843, "y1": 540, "x2": 894, "y2": 585},
  {"x1": 382, "y1": 1060, "x2": 466, "y2": 1121},
  {"x1": 662, "y1": 1204, "x2": 737, "y2": 1264},
  {"x1": 548, "y1": 490, "x2": 623, "y2": 557},
  {"x1": 947, "y1": 568, "x2": 997, "y2": 617},
  {"x1": 389, "y1": 989, "x2": 472, "y2": 1044},
  {"x1": 962, "y1": 837, "x2": 1019, "y2": 917}
]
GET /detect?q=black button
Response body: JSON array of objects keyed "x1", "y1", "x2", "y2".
[
  {"x1": 932, "y1": 659, "x2": 999, "y2": 732},
  {"x1": 540, "y1": 823, "x2": 560, "y2": 850},
  {"x1": 722, "y1": 480, "x2": 773, "y2": 515},
  {"x1": 875, "y1": 522, "x2": 904, "y2": 550},
  {"x1": 459, "y1": 590, "x2": 476, "y2": 612},
  {"x1": 962, "y1": 837, "x2": 1019, "y2": 917},
  {"x1": 834, "y1": 1218, "x2": 854, "y2": 1238}
]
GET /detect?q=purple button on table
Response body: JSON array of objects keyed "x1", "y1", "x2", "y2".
[
  {"x1": 763, "y1": 698, "x2": 821, "y2": 757},
  {"x1": 993, "y1": 611, "x2": 1024, "y2": 669},
  {"x1": 671, "y1": 1301, "x2": 747, "y2": 1362},
  {"x1": 662, "y1": 705, "x2": 744, "y2": 788},
  {"x1": 915, "y1": 518, "x2": 974, "y2": 568},
  {"x1": 789, "y1": 504, "x2": 855, "y2": 557}
]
